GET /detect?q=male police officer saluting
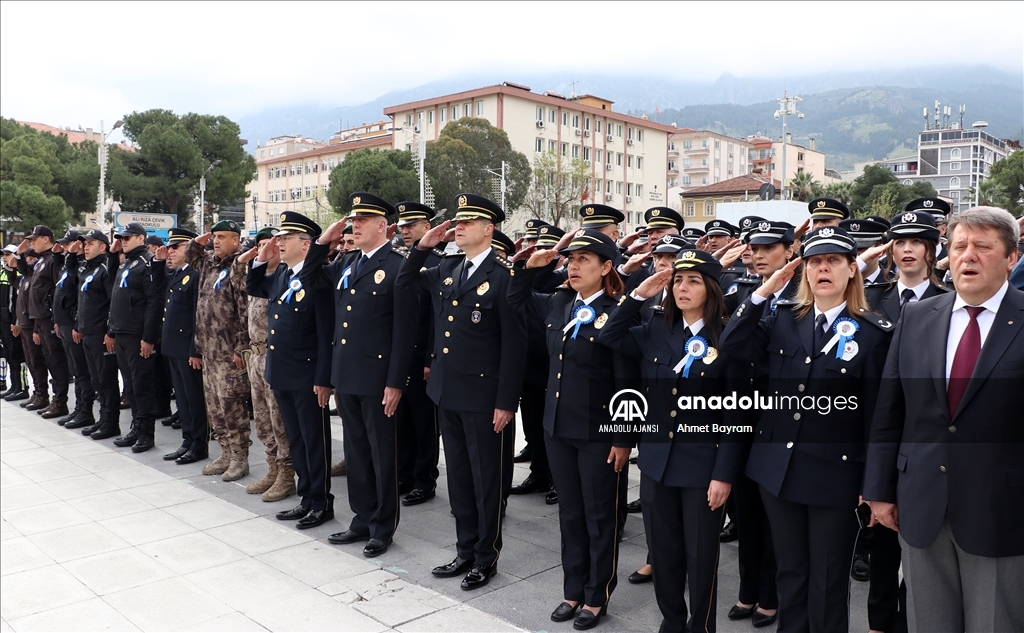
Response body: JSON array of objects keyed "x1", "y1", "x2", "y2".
[
  {"x1": 397, "y1": 193, "x2": 527, "y2": 590},
  {"x1": 300, "y1": 193, "x2": 415, "y2": 556}
]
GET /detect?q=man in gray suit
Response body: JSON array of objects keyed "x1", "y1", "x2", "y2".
[{"x1": 864, "y1": 206, "x2": 1024, "y2": 632}]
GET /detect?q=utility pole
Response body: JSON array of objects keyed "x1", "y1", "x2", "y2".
[{"x1": 774, "y1": 91, "x2": 803, "y2": 200}]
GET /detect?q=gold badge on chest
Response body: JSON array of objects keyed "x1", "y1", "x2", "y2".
[
  {"x1": 476, "y1": 281, "x2": 489, "y2": 296},
  {"x1": 703, "y1": 347, "x2": 718, "y2": 364},
  {"x1": 295, "y1": 289, "x2": 306, "y2": 302},
  {"x1": 374, "y1": 270, "x2": 386, "y2": 284},
  {"x1": 443, "y1": 277, "x2": 453, "y2": 286},
  {"x1": 594, "y1": 313, "x2": 608, "y2": 329},
  {"x1": 181, "y1": 275, "x2": 190, "y2": 285}
]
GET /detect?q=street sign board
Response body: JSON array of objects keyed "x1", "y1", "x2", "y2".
[{"x1": 114, "y1": 212, "x2": 176, "y2": 242}]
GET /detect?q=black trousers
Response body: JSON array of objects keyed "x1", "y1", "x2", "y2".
[
  {"x1": 439, "y1": 407, "x2": 512, "y2": 569},
  {"x1": 57, "y1": 324, "x2": 94, "y2": 405},
  {"x1": 338, "y1": 392, "x2": 399, "y2": 541},
  {"x1": 734, "y1": 473, "x2": 779, "y2": 609},
  {"x1": 19, "y1": 329, "x2": 47, "y2": 393},
  {"x1": 32, "y1": 318, "x2": 68, "y2": 400},
  {"x1": 643, "y1": 474, "x2": 725, "y2": 633},
  {"x1": 154, "y1": 345, "x2": 173, "y2": 416},
  {"x1": 2, "y1": 320, "x2": 26, "y2": 391},
  {"x1": 760, "y1": 487, "x2": 860, "y2": 633},
  {"x1": 546, "y1": 433, "x2": 621, "y2": 608},
  {"x1": 114, "y1": 334, "x2": 158, "y2": 422},
  {"x1": 82, "y1": 333, "x2": 119, "y2": 419},
  {"x1": 273, "y1": 388, "x2": 332, "y2": 511},
  {"x1": 396, "y1": 369, "x2": 439, "y2": 492},
  {"x1": 520, "y1": 382, "x2": 549, "y2": 483},
  {"x1": 167, "y1": 356, "x2": 207, "y2": 453},
  {"x1": 863, "y1": 524, "x2": 906, "y2": 633}
]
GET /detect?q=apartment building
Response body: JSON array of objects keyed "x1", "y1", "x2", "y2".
[
  {"x1": 678, "y1": 173, "x2": 781, "y2": 228},
  {"x1": 747, "y1": 135, "x2": 838, "y2": 189},
  {"x1": 384, "y1": 82, "x2": 676, "y2": 233}
]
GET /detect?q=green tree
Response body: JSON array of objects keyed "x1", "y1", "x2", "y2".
[
  {"x1": 423, "y1": 118, "x2": 531, "y2": 220},
  {"x1": 519, "y1": 152, "x2": 591, "y2": 228},
  {"x1": 325, "y1": 148, "x2": 419, "y2": 217},
  {"x1": 985, "y1": 150, "x2": 1024, "y2": 215},
  {"x1": 106, "y1": 110, "x2": 255, "y2": 230},
  {"x1": 822, "y1": 181, "x2": 854, "y2": 205},
  {"x1": 0, "y1": 118, "x2": 99, "y2": 234},
  {"x1": 788, "y1": 171, "x2": 819, "y2": 202},
  {"x1": 848, "y1": 163, "x2": 937, "y2": 218}
]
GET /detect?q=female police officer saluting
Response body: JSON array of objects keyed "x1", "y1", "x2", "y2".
[
  {"x1": 719, "y1": 227, "x2": 893, "y2": 633},
  {"x1": 507, "y1": 229, "x2": 632, "y2": 630},
  {"x1": 599, "y1": 249, "x2": 744, "y2": 633}
]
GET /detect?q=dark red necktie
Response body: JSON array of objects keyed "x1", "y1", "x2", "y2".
[{"x1": 947, "y1": 306, "x2": 984, "y2": 418}]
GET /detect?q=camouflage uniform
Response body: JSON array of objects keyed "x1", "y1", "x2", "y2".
[
  {"x1": 241, "y1": 268, "x2": 291, "y2": 468},
  {"x1": 185, "y1": 240, "x2": 252, "y2": 461}
]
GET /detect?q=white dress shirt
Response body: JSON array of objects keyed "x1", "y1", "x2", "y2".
[
  {"x1": 461, "y1": 247, "x2": 493, "y2": 284},
  {"x1": 945, "y1": 281, "x2": 1008, "y2": 384},
  {"x1": 813, "y1": 301, "x2": 848, "y2": 333},
  {"x1": 897, "y1": 278, "x2": 930, "y2": 304}
]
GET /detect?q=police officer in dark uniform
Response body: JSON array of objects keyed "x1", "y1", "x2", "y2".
[
  {"x1": 397, "y1": 193, "x2": 527, "y2": 590},
  {"x1": 490, "y1": 230, "x2": 516, "y2": 259},
  {"x1": 156, "y1": 228, "x2": 209, "y2": 464},
  {"x1": 523, "y1": 218, "x2": 552, "y2": 250},
  {"x1": 298, "y1": 196, "x2": 414, "y2": 554},
  {"x1": 721, "y1": 227, "x2": 894, "y2": 633},
  {"x1": 681, "y1": 226, "x2": 705, "y2": 244},
  {"x1": 621, "y1": 207, "x2": 685, "y2": 292},
  {"x1": 247, "y1": 211, "x2": 336, "y2": 530},
  {"x1": 841, "y1": 218, "x2": 891, "y2": 285},
  {"x1": 579, "y1": 204, "x2": 626, "y2": 267},
  {"x1": 1, "y1": 245, "x2": 27, "y2": 401},
  {"x1": 108, "y1": 222, "x2": 167, "y2": 452},
  {"x1": 52, "y1": 230, "x2": 95, "y2": 427},
  {"x1": 724, "y1": 220, "x2": 799, "y2": 314},
  {"x1": 808, "y1": 197, "x2": 850, "y2": 230},
  {"x1": 68, "y1": 229, "x2": 122, "y2": 439},
  {"x1": 395, "y1": 201, "x2": 444, "y2": 506}
]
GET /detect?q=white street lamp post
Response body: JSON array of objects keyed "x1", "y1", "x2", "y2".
[
  {"x1": 197, "y1": 160, "x2": 222, "y2": 231},
  {"x1": 97, "y1": 119, "x2": 123, "y2": 221},
  {"x1": 774, "y1": 91, "x2": 803, "y2": 200}
]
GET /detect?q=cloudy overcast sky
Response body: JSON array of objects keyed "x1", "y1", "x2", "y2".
[{"x1": 2, "y1": 0, "x2": 1021, "y2": 135}]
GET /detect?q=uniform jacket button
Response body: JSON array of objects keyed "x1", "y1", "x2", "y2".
[
  {"x1": 939, "y1": 465, "x2": 947, "y2": 473},
  {"x1": 793, "y1": 412, "x2": 801, "y2": 420},
  {"x1": 948, "y1": 425, "x2": 956, "y2": 433},
  {"x1": 786, "y1": 441, "x2": 794, "y2": 449}
]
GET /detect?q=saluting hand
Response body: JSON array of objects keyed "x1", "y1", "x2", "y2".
[
  {"x1": 195, "y1": 232, "x2": 212, "y2": 247},
  {"x1": 525, "y1": 248, "x2": 559, "y2": 269},
  {"x1": 511, "y1": 244, "x2": 535, "y2": 264},
  {"x1": 385, "y1": 223, "x2": 397, "y2": 241},
  {"x1": 755, "y1": 257, "x2": 802, "y2": 300},
  {"x1": 859, "y1": 242, "x2": 889, "y2": 266},
  {"x1": 717, "y1": 241, "x2": 746, "y2": 269},
  {"x1": 694, "y1": 234, "x2": 710, "y2": 251},
  {"x1": 553, "y1": 227, "x2": 576, "y2": 253},
  {"x1": 633, "y1": 268, "x2": 672, "y2": 299},
  {"x1": 621, "y1": 251, "x2": 651, "y2": 275},
  {"x1": 110, "y1": 238, "x2": 122, "y2": 254},
  {"x1": 382, "y1": 386, "x2": 402, "y2": 417},
  {"x1": 255, "y1": 236, "x2": 279, "y2": 266},
  {"x1": 618, "y1": 230, "x2": 641, "y2": 249},
  {"x1": 16, "y1": 239, "x2": 30, "y2": 255},
  {"x1": 794, "y1": 218, "x2": 812, "y2": 242},
  {"x1": 154, "y1": 246, "x2": 169, "y2": 261},
  {"x1": 236, "y1": 245, "x2": 258, "y2": 265},
  {"x1": 417, "y1": 220, "x2": 451, "y2": 250},
  {"x1": 319, "y1": 219, "x2": 348, "y2": 245},
  {"x1": 67, "y1": 240, "x2": 82, "y2": 254}
]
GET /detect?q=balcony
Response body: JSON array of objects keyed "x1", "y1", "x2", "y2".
[
  {"x1": 684, "y1": 146, "x2": 710, "y2": 155},
  {"x1": 667, "y1": 166, "x2": 679, "y2": 176},
  {"x1": 684, "y1": 164, "x2": 709, "y2": 173},
  {"x1": 667, "y1": 148, "x2": 679, "y2": 158}
]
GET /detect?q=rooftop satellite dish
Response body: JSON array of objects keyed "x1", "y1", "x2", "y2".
[{"x1": 759, "y1": 183, "x2": 776, "y2": 201}]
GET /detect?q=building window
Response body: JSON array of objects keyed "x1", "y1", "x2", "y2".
[
  {"x1": 572, "y1": 145, "x2": 580, "y2": 159},
  {"x1": 428, "y1": 110, "x2": 434, "y2": 124},
  {"x1": 715, "y1": 158, "x2": 720, "y2": 168},
  {"x1": 685, "y1": 201, "x2": 695, "y2": 217},
  {"x1": 950, "y1": 177, "x2": 961, "y2": 188},
  {"x1": 627, "y1": 183, "x2": 634, "y2": 196},
  {"x1": 950, "y1": 162, "x2": 961, "y2": 171},
  {"x1": 562, "y1": 112, "x2": 569, "y2": 126},
  {"x1": 278, "y1": 148, "x2": 284, "y2": 155},
  {"x1": 627, "y1": 155, "x2": 633, "y2": 168},
  {"x1": 596, "y1": 149, "x2": 602, "y2": 163},
  {"x1": 704, "y1": 199, "x2": 714, "y2": 216},
  {"x1": 636, "y1": 184, "x2": 643, "y2": 198},
  {"x1": 452, "y1": 107, "x2": 458, "y2": 120},
  {"x1": 549, "y1": 140, "x2": 556, "y2": 152},
  {"x1": 535, "y1": 138, "x2": 543, "y2": 152},
  {"x1": 440, "y1": 108, "x2": 447, "y2": 122},
  {"x1": 637, "y1": 129, "x2": 643, "y2": 142},
  {"x1": 476, "y1": 101, "x2": 483, "y2": 116},
  {"x1": 714, "y1": 140, "x2": 720, "y2": 149},
  {"x1": 683, "y1": 140, "x2": 692, "y2": 150},
  {"x1": 561, "y1": 143, "x2": 568, "y2": 156},
  {"x1": 723, "y1": 197, "x2": 732, "y2": 203},
  {"x1": 572, "y1": 114, "x2": 580, "y2": 129},
  {"x1": 797, "y1": 152, "x2": 804, "y2": 161},
  {"x1": 701, "y1": 158, "x2": 708, "y2": 167},
  {"x1": 260, "y1": 150, "x2": 265, "y2": 157},
  {"x1": 585, "y1": 118, "x2": 591, "y2": 131},
  {"x1": 596, "y1": 120, "x2": 602, "y2": 133},
  {"x1": 616, "y1": 153, "x2": 622, "y2": 166},
  {"x1": 701, "y1": 139, "x2": 708, "y2": 149},
  {"x1": 627, "y1": 127, "x2": 634, "y2": 140},
  {"x1": 683, "y1": 158, "x2": 691, "y2": 168},
  {"x1": 617, "y1": 124, "x2": 623, "y2": 137},
  {"x1": 584, "y1": 147, "x2": 591, "y2": 161},
  {"x1": 463, "y1": 103, "x2": 471, "y2": 117},
  {"x1": 536, "y1": 106, "x2": 544, "y2": 121},
  {"x1": 683, "y1": 176, "x2": 691, "y2": 185},
  {"x1": 549, "y1": 109, "x2": 556, "y2": 123},
  {"x1": 701, "y1": 177, "x2": 708, "y2": 185},
  {"x1": 616, "y1": 182, "x2": 622, "y2": 194},
  {"x1": 606, "y1": 180, "x2": 612, "y2": 193},
  {"x1": 951, "y1": 148, "x2": 961, "y2": 159}
]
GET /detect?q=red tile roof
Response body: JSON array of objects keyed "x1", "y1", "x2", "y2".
[{"x1": 680, "y1": 174, "x2": 781, "y2": 197}]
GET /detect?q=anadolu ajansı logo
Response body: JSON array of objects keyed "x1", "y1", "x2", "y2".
[{"x1": 609, "y1": 389, "x2": 648, "y2": 422}]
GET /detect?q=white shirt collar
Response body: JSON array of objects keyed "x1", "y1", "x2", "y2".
[
  {"x1": 463, "y1": 247, "x2": 493, "y2": 277},
  {"x1": 360, "y1": 241, "x2": 389, "y2": 260},
  {"x1": 864, "y1": 267, "x2": 882, "y2": 283},
  {"x1": 683, "y1": 317, "x2": 705, "y2": 336},
  {"x1": 952, "y1": 280, "x2": 1008, "y2": 316},
  {"x1": 574, "y1": 289, "x2": 605, "y2": 306},
  {"x1": 774, "y1": 279, "x2": 791, "y2": 300},
  {"x1": 813, "y1": 301, "x2": 848, "y2": 331},
  {"x1": 285, "y1": 260, "x2": 305, "y2": 277},
  {"x1": 897, "y1": 278, "x2": 930, "y2": 301}
]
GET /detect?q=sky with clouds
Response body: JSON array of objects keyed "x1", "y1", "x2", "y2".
[{"x1": 2, "y1": 0, "x2": 1021, "y2": 138}]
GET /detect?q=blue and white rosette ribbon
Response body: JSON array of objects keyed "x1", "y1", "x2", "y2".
[
  {"x1": 339, "y1": 265, "x2": 353, "y2": 290},
  {"x1": 119, "y1": 269, "x2": 130, "y2": 288},
  {"x1": 673, "y1": 335, "x2": 709, "y2": 377},
  {"x1": 57, "y1": 271, "x2": 67, "y2": 288},
  {"x1": 821, "y1": 317, "x2": 860, "y2": 357},
  {"x1": 562, "y1": 304, "x2": 596, "y2": 339},
  {"x1": 214, "y1": 269, "x2": 228, "y2": 290},
  {"x1": 81, "y1": 274, "x2": 94, "y2": 292},
  {"x1": 281, "y1": 278, "x2": 302, "y2": 303}
]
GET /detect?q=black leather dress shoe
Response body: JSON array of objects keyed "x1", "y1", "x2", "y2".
[
  {"x1": 175, "y1": 449, "x2": 208, "y2": 465},
  {"x1": 573, "y1": 606, "x2": 606, "y2": 630},
  {"x1": 402, "y1": 488, "x2": 436, "y2": 506},
  {"x1": 625, "y1": 499, "x2": 642, "y2": 513},
  {"x1": 851, "y1": 553, "x2": 870, "y2": 581},
  {"x1": 727, "y1": 604, "x2": 755, "y2": 620},
  {"x1": 276, "y1": 504, "x2": 311, "y2": 521},
  {"x1": 551, "y1": 602, "x2": 580, "y2": 622},
  {"x1": 720, "y1": 520, "x2": 738, "y2": 543},
  {"x1": 163, "y1": 446, "x2": 189, "y2": 461},
  {"x1": 296, "y1": 509, "x2": 333, "y2": 529},
  {"x1": 627, "y1": 570, "x2": 652, "y2": 584},
  {"x1": 751, "y1": 610, "x2": 777, "y2": 628},
  {"x1": 510, "y1": 475, "x2": 548, "y2": 495},
  {"x1": 160, "y1": 412, "x2": 179, "y2": 426},
  {"x1": 512, "y1": 447, "x2": 532, "y2": 463},
  {"x1": 461, "y1": 564, "x2": 496, "y2": 590},
  {"x1": 327, "y1": 529, "x2": 369, "y2": 545},
  {"x1": 432, "y1": 556, "x2": 473, "y2": 577},
  {"x1": 545, "y1": 485, "x2": 559, "y2": 505},
  {"x1": 363, "y1": 538, "x2": 391, "y2": 557},
  {"x1": 3, "y1": 390, "x2": 29, "y2": 402}
]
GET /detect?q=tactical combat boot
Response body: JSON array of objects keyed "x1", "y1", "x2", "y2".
[
  {"x1": 222, "y1": 447, "x2": 249, "y2": 482},
  {"x1": 202, "y1": 441, "x2": 232, "y2": 476},
  {"x1": 262, "y1": 465, "x2": 296, "y2": 502},
  {"x1": 40, "y1": 398, "x2": 69, "y2": 420},
  {"x1": 89, "y1": 409, "x2": 120, "y2": 440},
  {"x1": 65, "y1": 399, "x2": 96, "y2": 429},
  {"x1": 131, "y1": 419, "x2": 155, "y2": 453},
  {"x1": 246, "y1": 459, "x2": 278, "y2": 495},
  {"x1": 57, "y1": 399, "x2": 83, "y2": 426},
  {"x1": 113, "y1": 420, "x2": 141, "y2": 447},
  {"x1": 23, "y1": 392, "x2": 49, "y2": 410}
]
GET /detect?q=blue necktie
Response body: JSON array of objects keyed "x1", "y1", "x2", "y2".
[
  {"x1": 461, "y1": 261, "x2": 473, "y2": 286},
  {"x1": 355, "y1": 254, "x2": 368, "y2": 277}
]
